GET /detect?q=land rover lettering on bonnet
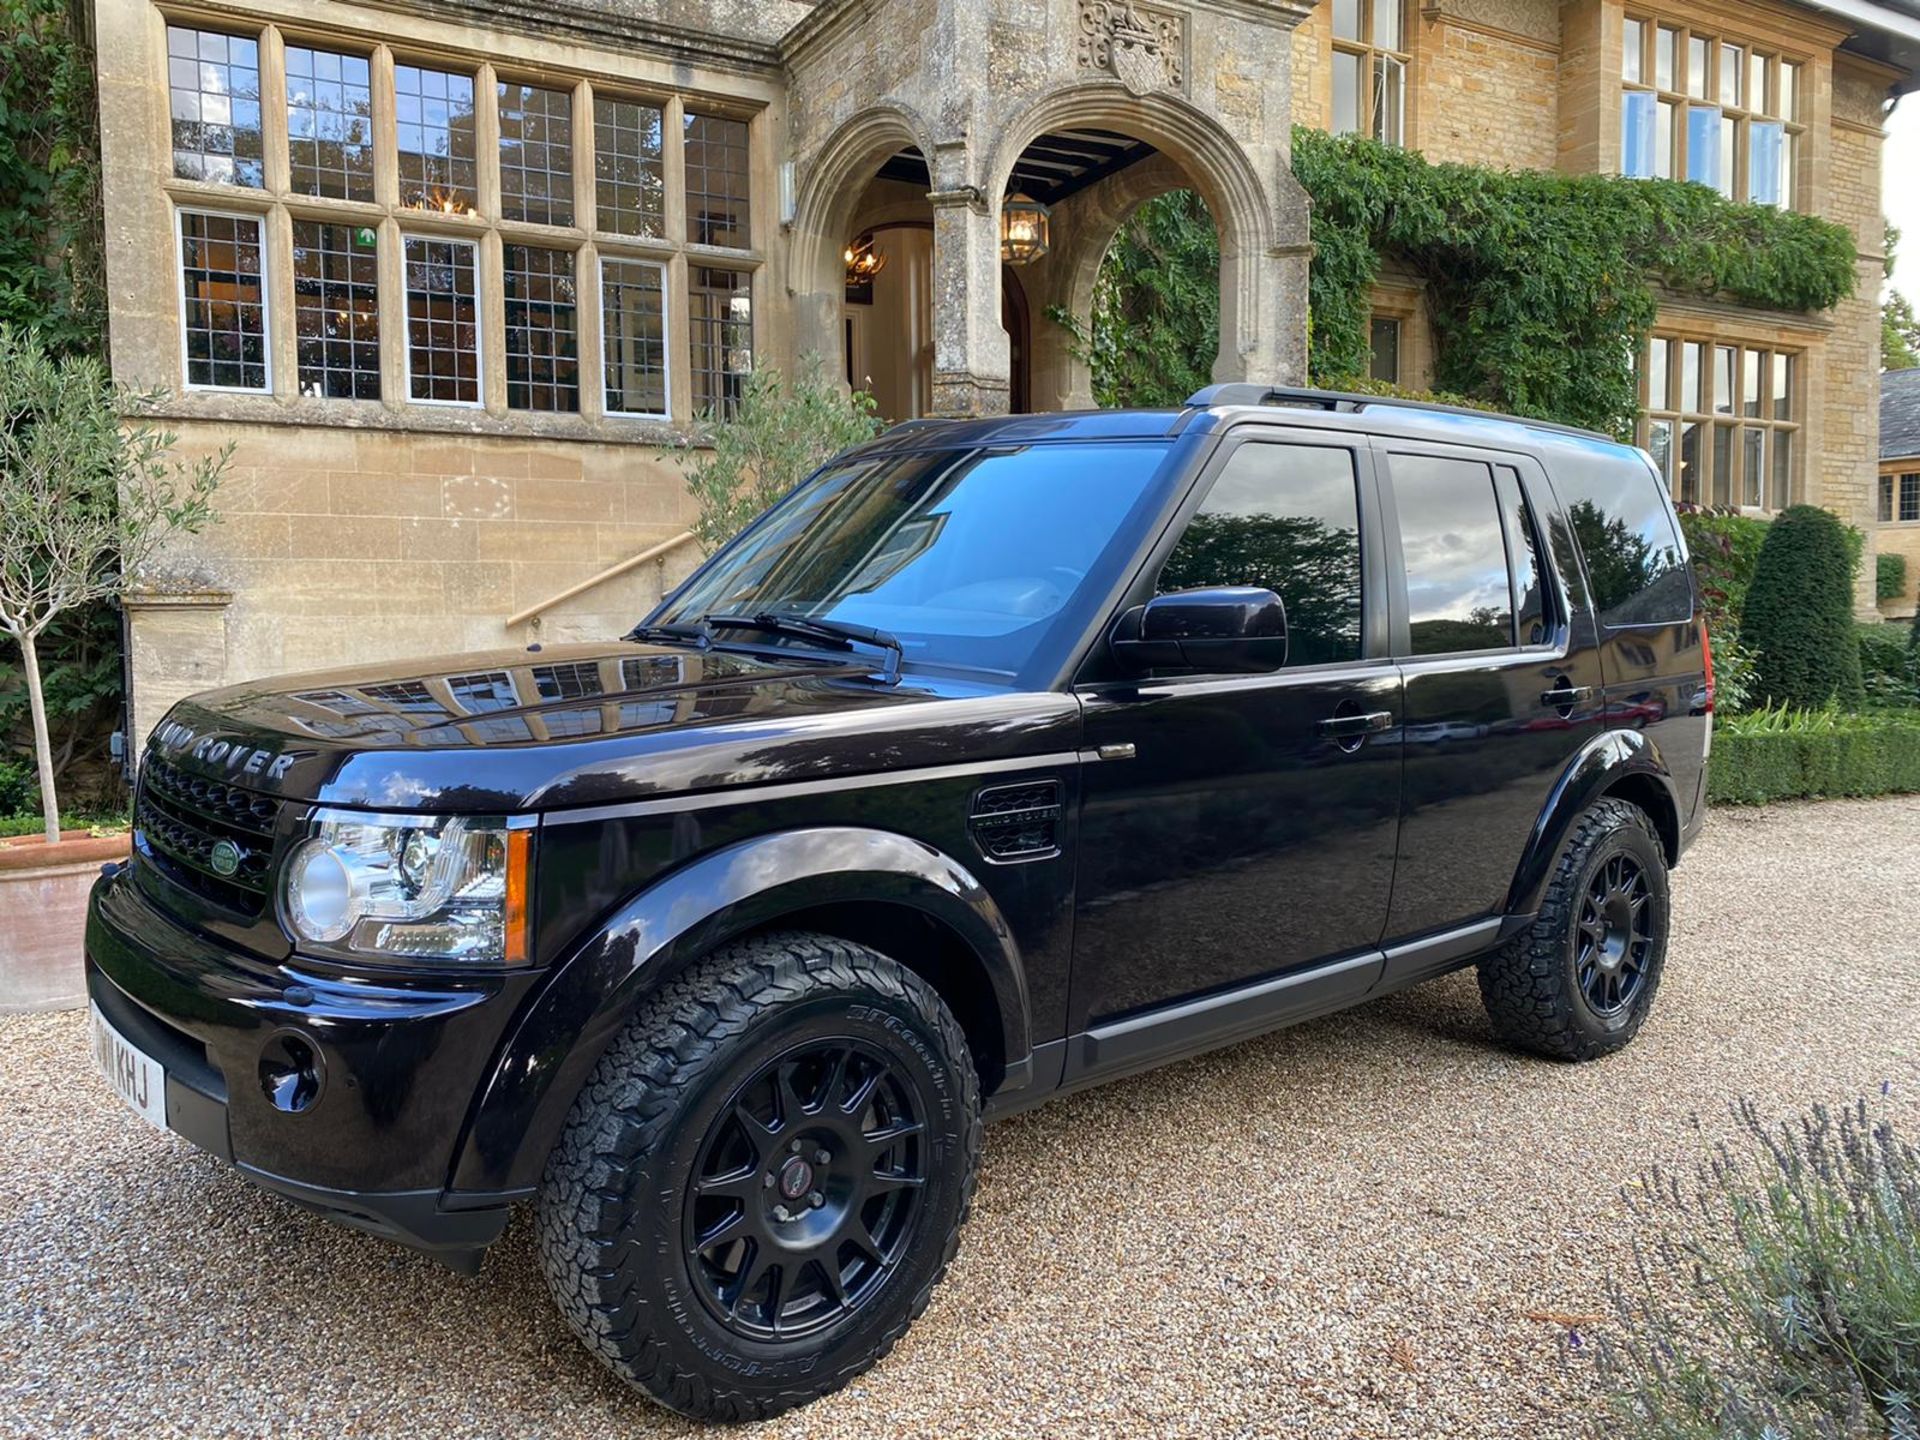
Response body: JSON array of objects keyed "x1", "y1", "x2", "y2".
[{"x1": 87, "y1": 386, "x2": 1709, "y2": 1422}]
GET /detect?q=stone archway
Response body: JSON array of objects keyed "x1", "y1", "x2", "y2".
[
  {"x1": 786, "y1": 103, "x2": 939, "y2": 390},
  {"x1": 983, "y1": 84, "x2": 1313, "y2": 412}
]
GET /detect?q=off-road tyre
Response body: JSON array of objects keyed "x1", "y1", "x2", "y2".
[
  {"x1": 1478, "y1": 798, "x2": 1671, "y2": 1062},
  {"x1": 535, "y1": 930, "x2": 981, "y2": 1422}
]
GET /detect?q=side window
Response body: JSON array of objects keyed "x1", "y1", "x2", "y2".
[
  {"x1": 1388, "y1": 453, "x2": 1514, "y2": 656},
  {"x1": 1495, "y1": 467, "x2": 1549, "y2": 645},
  {"x1": 1553, "y1": 454, "x2": 1692, "y2": 626},
  {"x1": 1158, "y1": 443, "x2": 1364, "y2": 668}
]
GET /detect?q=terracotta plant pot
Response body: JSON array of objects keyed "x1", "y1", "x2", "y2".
[{"x1": 0, "y1": 829, "x2": 131, "y2": 1013}]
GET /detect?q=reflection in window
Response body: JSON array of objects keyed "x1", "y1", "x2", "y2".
[
  {"x1": 1330, "y1": 0, "x2": 1407, "y2": 145},
  {"x1": 1495, "y1": 468, "x2": 1549, "y2": 645},
  {"x1": 292, "y1": 222, "x2": 379, "y2": 400},
  {"x1": 498, "y1": 82, "x2": 574, "y2": 226},
  {"x1": 595, "y1": 96, "x2": 666, "y2": 237},
  {"x1": 167, "y1": 27, "x2": 263, "y2": 185},
  {"x1": 602, "y1": 259, "x2": 669, "y2": 416},
  {"x1": 1555, "y1": 457, "x2": 1691, "y2": 627},
  {"x1": 359, "y1": 681, "x2": 440, "y2": 712},
  {"x1": 1158, "y1": 445, "x2": 1364, "y2": 668},
  {"x1": 691, "y1": 267, "x2": 752, "y2": 419},
  {"x1": 286, "y1": 46, "x2": 373, "y2": 200},
  {"x1": 684, "y1": 112, "x2": 751, "y2": 247},
  {"x1": 533, "y1": 663, "x2": 603, "y2": 700},
  {"x1": 404, "y1": 236, "x2": 480, "y2": 404},
  {"x1": 179, "y1": 211, "x2": 268, "y2": 391},
  {"x1": 504, "y1": 244, "x2": 579, "y2": 413},
  {"x1": 395, "y1": 64, "x2": 477, "y2": 211},
  {"x1": 1389, "y1": 454, "x2": 1514, "y2": 655},
  {"x1": 447, "y1": 672, "x2": 518, "y2": 712},
  {"x1": 655, "y1": 443, "x2": 1173, "y2": 680}
]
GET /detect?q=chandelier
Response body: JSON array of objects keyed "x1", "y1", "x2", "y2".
[{"x1": 844, "y1": 234, "x2": 887, "y2": 286}]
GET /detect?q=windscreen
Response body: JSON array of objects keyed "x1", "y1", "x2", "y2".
[{"x1": 655, "y1": 442, "x2": 1174, "y2": 679}]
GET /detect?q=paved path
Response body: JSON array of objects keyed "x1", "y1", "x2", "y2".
[{"x1": 4, "y1": 798, "x2": 1916, "y2": 1439}]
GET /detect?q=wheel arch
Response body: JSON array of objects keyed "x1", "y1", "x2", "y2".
[
  {"x1": 1504, "y1": 729, "x2": 1681, "y2": 917},
  {"x1": 450, "y1": 827, "x2": 1031, "y2": 1195}
]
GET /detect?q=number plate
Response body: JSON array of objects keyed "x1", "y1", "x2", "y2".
[{"x1": 90, "y1": 1001, "x2": 167, "y2": 1132}]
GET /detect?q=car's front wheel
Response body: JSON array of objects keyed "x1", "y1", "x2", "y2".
[
  {"x1": 535, "y1": 930, "x2": 981, "y2": 1422},
  {"x1": 1478, "y1": 797, "x2": 1672, "y2": 1061}
]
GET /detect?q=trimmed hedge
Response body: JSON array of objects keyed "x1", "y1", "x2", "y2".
[
  {"x1": 1741, "y1": 505, "x2": 1865, "y2": 710},
  {"x1": 1708, "y1": 710, "x2": 1920, "y2": 804}
]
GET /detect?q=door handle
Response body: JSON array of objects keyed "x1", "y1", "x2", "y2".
[
  {"x1": 1540, "y1": 684, "x2": 1595, "y2": 708},
  {"x1": 1317, "y1": 710, "x2": 1394, "y2": 738}
]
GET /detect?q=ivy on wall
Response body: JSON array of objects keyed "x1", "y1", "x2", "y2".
[
  {"x1": 1072, "y1": 130, "x2": 1858, "y2": 436},
  {"x1": 1294, "y1": 130, "x2": 1858, "y2": 435},
  {"x1": 1, "y1": 0, "x2": 103, "y2": 355}
]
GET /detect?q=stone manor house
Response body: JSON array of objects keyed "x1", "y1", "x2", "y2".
[{"x1": 92, "y1": 0, "x2": 1920, "y2": 743}]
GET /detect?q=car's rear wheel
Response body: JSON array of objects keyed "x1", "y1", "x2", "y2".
[
  {"x1": 1478, "y1": 798, "x2": 1672, "y2": 1061},
  {"x1": 535, "y1": 931, "x2": 981, "y2": 1422}
]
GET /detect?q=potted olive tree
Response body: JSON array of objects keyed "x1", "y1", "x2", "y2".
[{"x1": 0, "y1": 327, "x2": 225, "y2": 1009}]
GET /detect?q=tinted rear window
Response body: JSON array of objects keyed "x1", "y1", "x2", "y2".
[{"x1": 1552, "y1": 448, "x2": 1691, "y2": 627}]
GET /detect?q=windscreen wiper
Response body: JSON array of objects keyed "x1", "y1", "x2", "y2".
[
  {"x1": 622, "y1": 619, "x2": 712, "y2": 650},
  {"x1": 704, "y1": 611, "x2": 904, "y2": 684}
]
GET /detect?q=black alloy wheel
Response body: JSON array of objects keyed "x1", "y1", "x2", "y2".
[
  {"x1": 685, "y1": 1039, "x2": 928, "y2": 1342},
  {"x1": 1478, "y1": 797, "x2": 1672, "y2": 1061},
  {"x1": 537, "y1": 931, "x2": 980, "y2": 1422},
  {"x1": 1574, "y1": 853, "x2": 1654, "y2": 1016}
]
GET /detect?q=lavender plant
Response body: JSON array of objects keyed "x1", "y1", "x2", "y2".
[{"x1": 1600, "y1": 1097, "x2": 1920, "y2": 1440}]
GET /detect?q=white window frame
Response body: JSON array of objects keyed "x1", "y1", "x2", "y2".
[
  {"x1": 597, "y1": 253, "x2": 673, "y2": 421},
  {"x1": 174, "y1": 206, "x2": 273, "y2": 395},
  {"x1": 401, "y1": 233, "x2": 485, "y2": 410}
]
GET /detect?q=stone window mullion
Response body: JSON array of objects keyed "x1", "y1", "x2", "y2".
[
  {"x1": 480, "y1": 228, "x2": 507, "y2": 414},
  {"x1": 477, "y1": 62, "x2": 502, "y2": 219},
  {"x1": 259, "y1": 26, "x2": 291, "y2": 195},
  {"x1": 575, "y1": 80, "x2": 603, "y2": 422},
  {"x1": 372, "y1": 45, "x2": 399, "y2": 210},
  {"x1": 663, "y1": 95, "x2": 690, "y2": 424},
  {"x1": 377, "y1": 214, "x2": 407, "y2": 411}
]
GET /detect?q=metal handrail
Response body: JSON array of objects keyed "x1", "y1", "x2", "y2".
[{"x1": 505, "y1": 529, "x2": 698, "y2": 629}]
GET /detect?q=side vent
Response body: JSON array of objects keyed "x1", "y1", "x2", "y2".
[{"x1": 968, "y1": 779, "x2": 1063, "y2": 862}]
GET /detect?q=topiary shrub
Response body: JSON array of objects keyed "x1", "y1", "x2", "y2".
[{"x1": 1740, "y1": 505, "x2": 1865, "y2": 710}]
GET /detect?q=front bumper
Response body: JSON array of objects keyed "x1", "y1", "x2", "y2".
[{"x1": 85, "y1": 867, "x2": 536, "y2": 1270}]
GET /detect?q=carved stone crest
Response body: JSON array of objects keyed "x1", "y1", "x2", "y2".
[{"x1": 1077, "y1": 1, "x2": 1186, "y2": 97}]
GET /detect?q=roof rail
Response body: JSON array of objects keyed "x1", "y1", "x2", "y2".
[{"x1": 1183, "y1": 383, "x2": 1612, "y2": 443}]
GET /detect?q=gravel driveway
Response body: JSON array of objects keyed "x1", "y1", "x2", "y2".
[{"x1": 4, "y1": 797, "x2": 1917, "y2": 1440}]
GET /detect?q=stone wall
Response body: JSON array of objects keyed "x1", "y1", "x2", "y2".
[
  {"x1": 1825, "y1": 56, "x2": 1893, "y2": 614},
  {"x1": 1419, "y1": 4, "x2": 1561, "y2": 171},
  {"x1": 128, "y1": 422, "x2": 701, "y2": 751}
]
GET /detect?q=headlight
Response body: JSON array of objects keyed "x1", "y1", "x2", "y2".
[{"x1": 280, "y1": 810, "x2": 531, "y2": 966}]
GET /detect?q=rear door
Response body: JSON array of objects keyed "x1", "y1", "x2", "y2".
[
  {"x1": 1069, "y1": 428, "x2": 1402, "y2": 1032},
  {"x1": 1378, "y1": 443, "x2": 1607, "y2": 949}
]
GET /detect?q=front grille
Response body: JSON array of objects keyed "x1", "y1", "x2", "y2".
[{"x1": 135, "y1": 755, "x2": 284, "y2": 916}]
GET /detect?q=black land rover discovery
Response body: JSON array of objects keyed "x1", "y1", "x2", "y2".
[{"x1": 87, "y1": 385, "x2": 1710, "y2": 1421}]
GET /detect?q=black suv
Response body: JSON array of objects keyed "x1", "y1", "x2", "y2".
[{"x1": 86, "y1": 386, "x2": 1709, "y2": 1421}]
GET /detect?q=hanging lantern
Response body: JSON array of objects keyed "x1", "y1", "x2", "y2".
[
  {"x1": 843, "y1": 234, "x2": 887, "y2": 287},
  {"x1": 1000, "y1": 193, "x2": 1050, "y2": 265}
]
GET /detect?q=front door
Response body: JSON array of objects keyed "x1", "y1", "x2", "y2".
[{"x1": 1069, "y1": 432, "x2": 1403, "y2": 1038}]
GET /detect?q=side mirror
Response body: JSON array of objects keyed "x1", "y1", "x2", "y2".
[{"x1": 1110, "y1": 586, "x2": 1289, "y2": 675}]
